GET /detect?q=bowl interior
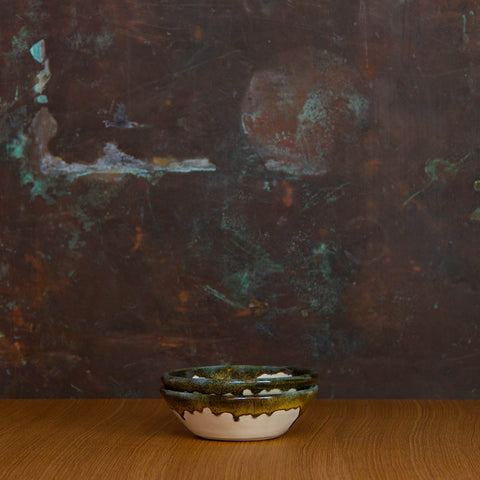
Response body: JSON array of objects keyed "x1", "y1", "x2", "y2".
[{"x1": 166, "y1": 365, "x2": 316, "y2": 381}]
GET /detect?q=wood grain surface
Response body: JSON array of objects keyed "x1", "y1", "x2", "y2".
[{"x1": 0, "y1": 399, "x2": 478, "y2": 479}]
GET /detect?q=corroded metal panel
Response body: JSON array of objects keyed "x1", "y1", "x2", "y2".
[{"x1": 0, "y1": 0, "x2": 479, "y2": 398}]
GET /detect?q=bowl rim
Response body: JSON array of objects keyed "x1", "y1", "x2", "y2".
[
  {"x1": 162, "y1": 364, "x2": 317, "y2": 387},
  {"x1": 161, "y1": 364, "x2": 317, "y2": 395},
  {"x1": 161, "y1": 382, "x2": 318, "y2": 401}
]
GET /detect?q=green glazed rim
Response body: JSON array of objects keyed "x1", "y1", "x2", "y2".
[
  {"x1": 161, "y1": 384, "x2": 318, "y2": 421},
  {"x1": 161, "y1": 364, "x2": 318, "y2": 396}
]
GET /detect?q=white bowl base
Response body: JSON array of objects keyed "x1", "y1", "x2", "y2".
[{"x1": 174, "y1": 407, "x2": 300, "y2": 441}]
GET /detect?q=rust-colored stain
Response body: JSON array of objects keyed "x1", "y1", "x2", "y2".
[
  {"x1": 193, "y1": 25, "x2": 203, "y2": 42},
  {"x1": 133, "y1": 226, "x2": 145, "y2": 251},
  {"x1": 178, "y1": 291, "x2": 190, "y2": 304},
  {"x1": 1, "y1": 0, "x2": 480, "y2": 399},
  {"x1": 282, "y1": 181, "x2": 294, "y2": 208}
]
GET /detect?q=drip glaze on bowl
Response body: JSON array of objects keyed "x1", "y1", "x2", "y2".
[{"x1": 161, "y1": 384, "x2": 318, "y2": 441}]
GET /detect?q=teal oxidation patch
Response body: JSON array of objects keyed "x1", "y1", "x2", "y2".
[
  {"x1": 36, "y1": 95, "x2": 48, "y2": 104},
  {"x1": 94, "y1": 28, "x2": 115, "y2": 56},
  {"x1": 404, "y1": 152, "x2": 475, "y2": 207},
  {"x1": 6, "y1": 139, "x2": 56, "y2": 203},
  {"x1": 66, "y1": 28, "x2": 115, "y2": 57},
  {"x1": 30, "y1": 39, "x2": 46, "y2": 63},
  {"x1": 10, "y1": 27, "x2": 31, "y2": 58},
  {"x1": 470, "y1": 208, "x2": 480, "y2": 222},
  {"x1": 425, "y1": 158, "x2": 458, "y2": 182},
  {"x1": 6, "y1": 133, "x2": 28, "y2": 160}
]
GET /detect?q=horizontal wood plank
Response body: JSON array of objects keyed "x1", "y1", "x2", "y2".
[{"x1": 0, "y1": 399, "x2": 478, "y2": 479}]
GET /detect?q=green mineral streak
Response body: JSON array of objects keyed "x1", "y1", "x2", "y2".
[
  {"x1": 94, "y1": 28, "x2": 115, "y2": 56},
  {"x1": 297, "y1": 89, "x2": 329, "y2": 127},
  {"x1": 70, "y1": 6, "x2": 78, "y2": 28},
  {"x1": 345, "y1": 89, "x2": 369, "y2": 120},
  {"x1": 20, "y1": 169, "x2": 53, "y2": 202},
  {"x1": 221, "y1": 231, "x2": 283, "y2": 300},
  {"x1": 67, "y1": 28, "x2": 115, "y2": 57},
  {"x1": 232, "y1": 271, "x2": 254, "y2": 296},
  {"x1": 404, "y1": 155, "x2": 471, "y2": 207},
  {"x1": 303, "y1": 242, "x2": 343, "y2": 313},
  {"x1": 425, "y1": 158, "x2": 458, "y2": 182},
  {"x1": 312, "y1": 243, "x2": 333, "y2": 279},
  {"x1": 68, "y1": 231, "x2": 85, "y2": 250},
  {"x1": 11, "y1": 27, "x2": 31, "y2": 57},
  {"x1": 5, "y1": 132, "x2": 53, "y2": 201},
  {"x1": 67, "y1": 32, "x2": 83, "y2": 51},
  {"x1": 203, "y1": 285, "x2": 244, "y2": 310},
  {"x1": 25, "y1": 0, "x2": 43, "y2": 22},
  {"x1": 6, "y1": 133, "x2": 28, "y2": 160},
  {"x1": 470, "y1": 208, "x2": 480, "y2": 222}
]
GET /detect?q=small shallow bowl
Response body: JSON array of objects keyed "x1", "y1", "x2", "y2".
[
  {"x1": 161, "y1": 364, "x2": 317, "y2": 396},
  {"x1": 161, "y1": 384, "x2": 318, "y2": 441}
]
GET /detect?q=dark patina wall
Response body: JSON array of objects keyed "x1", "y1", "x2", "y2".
[{"x1": 1, "y1": 0, "x2": 479, "y2": 398}]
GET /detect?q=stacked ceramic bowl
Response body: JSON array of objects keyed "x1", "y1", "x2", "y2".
[{"x1": 161, "y1": 365, "x2": 318, "y2": 441}]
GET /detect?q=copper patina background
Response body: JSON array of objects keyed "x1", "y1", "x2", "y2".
[{"x1": 0, "y1": 0, "x2": 479, "y2": 398}]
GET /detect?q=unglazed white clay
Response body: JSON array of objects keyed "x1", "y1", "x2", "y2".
[
  {"x1": 256, "y1": 372, "x2": 292, "y2": 379},
  {"x1": 174, "y1": 407, "x2": 301, "y2": 441},
  {"x1": 242, "y1": 388, "x2": 296, "y2": 396}
]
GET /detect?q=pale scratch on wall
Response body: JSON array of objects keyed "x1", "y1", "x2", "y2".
[{"x1": 359, "y1": 0, "x2": 369, "y2": 70}]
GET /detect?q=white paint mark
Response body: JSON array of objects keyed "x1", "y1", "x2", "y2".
[{"x1": 41, "y1": 142, "x2": 216, "y2": 178}]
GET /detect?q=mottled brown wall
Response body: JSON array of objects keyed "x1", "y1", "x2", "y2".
[{"x1": 1, "y1": 0, "x2": 479, "y2": 398}]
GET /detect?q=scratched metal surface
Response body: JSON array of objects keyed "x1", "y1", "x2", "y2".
[{"x1": 0, "y1": 0, "x2": 479, "y2": 398}]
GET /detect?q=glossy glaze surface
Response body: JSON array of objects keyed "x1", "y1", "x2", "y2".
[
  {"x1": 161, "y1": 384, "x2": 318, "y2": 420},
  {"x1": 162, "y1": 365, "x2": 317, "y2": 395},
  {"x1": 162, "y1": 384, "x2": 317, "y2": 440}
]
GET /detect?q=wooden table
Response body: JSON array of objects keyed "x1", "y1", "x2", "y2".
[{"x1": 0, "y1": 399, "x2": 478, "y2": 479}]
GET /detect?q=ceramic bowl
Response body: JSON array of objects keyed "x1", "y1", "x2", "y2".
[
  {"x1": 161, "y1": 384, "x2": 318, "y2": 441},
  {"x1": 161, "y1": 364, "x2": 317, "y2": 396}
]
